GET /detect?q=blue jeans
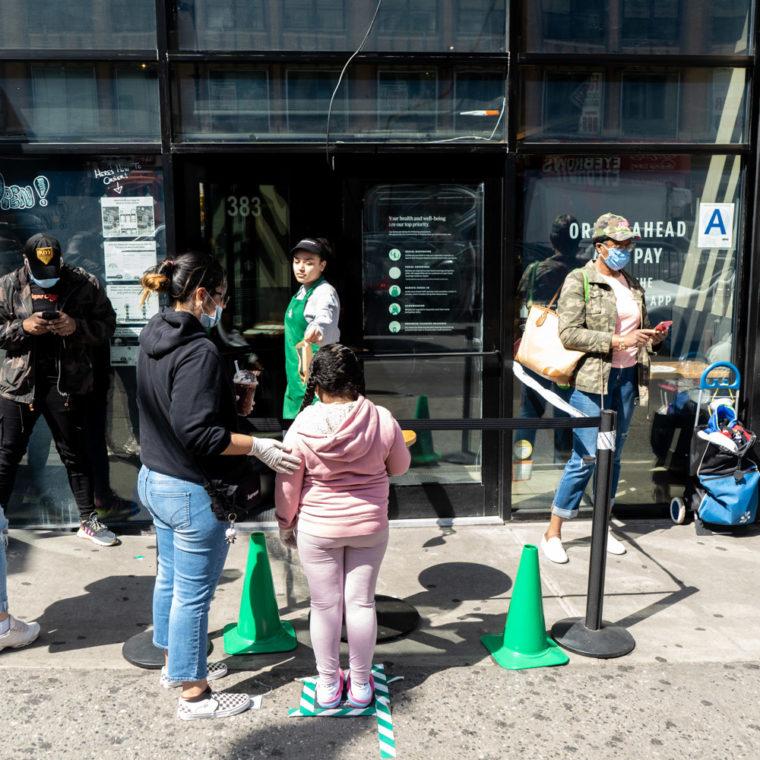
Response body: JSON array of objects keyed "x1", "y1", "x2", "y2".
[
  {"x1": 137, "y1": 466, "x2": 229, "y2": 682},
  {"x1": 0, "y1": 506, "x2": 8, "y2": 613},
  {"x1": 552, "y1": 365, "x2": 637, "y2": 519}
]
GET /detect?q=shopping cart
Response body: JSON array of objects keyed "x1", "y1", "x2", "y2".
[{"x1": 669, "y1": 362, "x2": 759, "y2": 533}]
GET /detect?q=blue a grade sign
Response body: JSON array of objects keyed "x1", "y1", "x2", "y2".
[{"x1": 697, "y1": 202, "x2": 734, "y2": 249}]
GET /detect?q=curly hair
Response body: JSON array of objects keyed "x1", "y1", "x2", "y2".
[
  {"x1": 299, "y1": 343, "x2": 365, "y2": 411},
  {"x1": 139, "y1": 252, "x2": 225, "y2": 307}
]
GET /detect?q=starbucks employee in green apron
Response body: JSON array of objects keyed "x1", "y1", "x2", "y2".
[{"x1": 283, "y1": 237, "x2": 340, "y2": 418}]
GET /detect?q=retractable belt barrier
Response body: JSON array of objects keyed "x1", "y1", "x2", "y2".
[
  {"x1": 247, "y1": 416, "x2": 602, "y2": 432},
  {"x1": 246, "y1": 412, "x2": 633, "y2": 659}
]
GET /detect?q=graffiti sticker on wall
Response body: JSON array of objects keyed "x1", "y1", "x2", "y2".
[{"x1": 0, "y1": 173, "x2": 51, "y2": 210}]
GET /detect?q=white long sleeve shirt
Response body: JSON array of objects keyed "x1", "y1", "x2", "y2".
[{"x1": 296, "y1": 279, "x2": 340, "y2": 346}]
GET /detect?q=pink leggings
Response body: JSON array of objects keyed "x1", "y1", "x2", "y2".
[{"x1": 297, "y1": 529, "x2": 389, "y2": 687}]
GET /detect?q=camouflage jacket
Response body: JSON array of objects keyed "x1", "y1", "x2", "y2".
[
  {"x1": 558, "y1": 260, "x2": 653, "y2": 406},
  {"x1": 0, "y1": 264, "x2": 116, "y2": 404}
]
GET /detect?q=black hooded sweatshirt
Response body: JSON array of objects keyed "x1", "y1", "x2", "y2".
[{"x1": 137, "y1": 307, "x2": 244, "y2": 484}]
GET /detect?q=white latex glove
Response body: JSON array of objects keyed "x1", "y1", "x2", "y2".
[
  {"x1": 279, "y1": 528, "x2": 297, "y2": 549},
  {"x1": 248, "y1": 438, "x2": 301, "y2": 474}
]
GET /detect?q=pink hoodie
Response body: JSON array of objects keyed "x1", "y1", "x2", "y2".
[{"x1": 275, "y1": 395, "x2": 411, "y2": 538}]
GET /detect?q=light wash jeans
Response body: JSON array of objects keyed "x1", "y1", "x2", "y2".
[
  {"x1": 0, "y1": 506, "x2": 8, "y2": 613},
  {"x1": 552, "y1": 365, "x2": 637, "y2": 519},
  {"x1": 137, "y1": 466, "x2": 228, "y2": 682}
]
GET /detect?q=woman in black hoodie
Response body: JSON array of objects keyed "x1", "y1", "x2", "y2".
[{"x1": 136, "y1": 252, "x2": 299, "y2": 720}]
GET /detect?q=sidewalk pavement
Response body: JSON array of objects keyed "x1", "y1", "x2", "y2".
[{"x1": 2, "y1": 518, "x2": 759, "y2": 760}]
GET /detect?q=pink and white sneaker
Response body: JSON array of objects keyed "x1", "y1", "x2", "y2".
[
  {"x1": 316, "y1": 668, "x2": 344, "y2": 709},
  {"x1": 346, "y1": 671, "x2": 375, "y2": 708}
]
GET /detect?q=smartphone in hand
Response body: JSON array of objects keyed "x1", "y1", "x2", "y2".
[
  {"x1": 654, "y1": 320, "x2": 672, "y2": 332},
  {"x1": 41, "y1": 310, "x2": 60, "y2": 320}
]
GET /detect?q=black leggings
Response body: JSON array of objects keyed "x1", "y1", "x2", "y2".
[{"x1": 0, "y1": 381, "x2": 95, "y2": 521}]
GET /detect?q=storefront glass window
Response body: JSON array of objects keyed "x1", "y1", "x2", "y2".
[
  {"x1": 521, "y1": 67, "x2": 747, "y2": 144},
  {"x1": 514, "y1": 153, "x2": 743, "y2": 513},
  {"x1": 0, "y1": 0, "x2": 156, "y2": 50},
  {"x1": 523, "y1": 1, "x2": 753, "y2": 55},
  {"x1": 173, "y1": 0, "x2": 506, "y2": 52},
  {"x1": 173, "y1": 63, "x2": 506, "y2": 143},
  {"x1": 0, "y1": 63, "x2": 160, "y2": 143},
  {"x1": 0, "y1": 156, "x2": 164, "y2": 527}
]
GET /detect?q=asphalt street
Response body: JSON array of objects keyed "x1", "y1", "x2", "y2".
[{"x1": 1, "y1": 520, "x2": 759, "y2": 759}]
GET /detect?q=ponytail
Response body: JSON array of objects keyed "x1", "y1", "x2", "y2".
[{"x1": 140, "y1": 252, "x2": 225, "y2": 307}]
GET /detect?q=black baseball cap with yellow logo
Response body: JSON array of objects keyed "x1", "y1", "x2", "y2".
[{"x1": 24, "y1": 232, "x2": 62, "y2": 279}]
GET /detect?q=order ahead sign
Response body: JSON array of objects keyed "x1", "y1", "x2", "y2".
[{"x1": 697, "y1": 202, "x2": 734, "y2": 249}]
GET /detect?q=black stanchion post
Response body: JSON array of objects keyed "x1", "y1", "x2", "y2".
[{"x1": 550, "y1": 409, "x2": 635, "y2": 658}]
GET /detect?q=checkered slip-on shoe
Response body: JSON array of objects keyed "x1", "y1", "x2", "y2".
[
  {"x1": 161, "y1": 661, "x2": 228, "y2": 689},
  {"x1": 177, "y1": 689, "x2": 251, "y2": 720}
]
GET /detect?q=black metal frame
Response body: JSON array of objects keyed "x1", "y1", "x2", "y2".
[{"x1": 2, "y1": 0, "x2": 760, "y2": 521}]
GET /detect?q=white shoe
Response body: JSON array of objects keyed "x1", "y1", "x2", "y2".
[
  {"x1": 0, "y1": 615, "x2": 40, "y2": 652},
  {"x1": 177, "y1": 689, "x2": 251, "y2": 720},
  {"x1": 606, "y1": 531, "x2": 627, "y2": 555},
  {"x1": 540, "y1": 535, "x2": 568, "y2": 564}
]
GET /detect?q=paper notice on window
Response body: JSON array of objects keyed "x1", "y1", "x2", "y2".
[
  {"x1": 107, "y1": 283, "x2": 158, "y2": 325},
  {"x1": 100, "y1": 196, "x2": 155, "y2": 239},
  {"x1": 104, "y1": 240, "x2": 157, "y2": 281},
  {"x1": 111, "y1": 327, "x2": 143, "y2": 367}
]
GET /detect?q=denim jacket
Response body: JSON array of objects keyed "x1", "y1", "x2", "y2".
[{"x1": 558, "y1": 259, "x2": 653, "y2": 406}]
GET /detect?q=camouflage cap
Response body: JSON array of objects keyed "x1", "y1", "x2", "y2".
[{"x1": 592, "y1": 212, "x2": 635, "y2": 242}]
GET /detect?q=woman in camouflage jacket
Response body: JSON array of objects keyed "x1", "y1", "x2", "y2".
[{"x1": 540, "y1": 213, "x2": 668, "y2": 565}]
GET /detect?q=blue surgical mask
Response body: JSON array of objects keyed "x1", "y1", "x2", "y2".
[
  {"x1": 602, "y1": 244, "x2": 631, "y2": 271},
  {"x1": 26, "y1": 260, "x2": 60, "y2": 289},
  {"x1": 199, "y1": 293, "x2": 222, "y2": 329},
  {"x1": 29, "y1": 272, "x2": 60, "y2": 289}
]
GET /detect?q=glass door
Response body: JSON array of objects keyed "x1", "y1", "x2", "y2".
[{"x1": 178, "y1": 154, "x2": 504, "y2": 519}]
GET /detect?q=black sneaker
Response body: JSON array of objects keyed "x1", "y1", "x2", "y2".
[
  {"x1": 94, "y1": 495, "x2": 140, "y2": 522},
  {"x1": 77, "y1": 513, "x2": 118, "y2": 546}
]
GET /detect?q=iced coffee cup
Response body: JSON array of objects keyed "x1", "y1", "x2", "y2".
[{"x1": 233, "y1": 369, "x2": 258, "y2": 416}]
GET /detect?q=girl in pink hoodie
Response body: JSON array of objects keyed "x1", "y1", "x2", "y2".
[{"x1": 275, "y1": 344, "x2": 410, "y2": 709}]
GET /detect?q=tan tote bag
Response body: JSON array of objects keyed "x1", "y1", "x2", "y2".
[{"x1": 515, "y1": 287, "x2": 585, "y2": 386}]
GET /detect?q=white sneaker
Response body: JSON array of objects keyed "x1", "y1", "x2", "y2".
[
  {"x1": 0, "y1": 615, "x2": 40, "y2": 652},
  {"x1": 540, "y1": 535, "x2": 568, "y2": 564},
  {"x1": 606, "y1": 531, "x2": 627, "y2": 555},
  {"x1": 177, "y1": 689, "x2": 251, "y2": 720},
  {"x1": 160, "y1": 661, "x2": 228, "y2": 689}
]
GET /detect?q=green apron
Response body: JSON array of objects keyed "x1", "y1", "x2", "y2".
[{"x1": 283, "y1": 277, "x2": 323, "y2": 418}]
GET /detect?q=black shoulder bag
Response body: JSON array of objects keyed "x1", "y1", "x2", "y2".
[{"x1": 203, "y1": 458, "x2": 263, "y2": 522}]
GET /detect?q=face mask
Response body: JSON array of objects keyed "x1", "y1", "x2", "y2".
[
  {"x1": 602, "y1": 244, "x2": 630, "y2": 271},
  {"x1": 199, "y1": 292, "x2": 222, "y2": 329},
  {"x1": 29, "y1": 272, "x2": 60, "y2": 289},
  {"x1": 26, "y1": 260, "x2": 60, "y2": 289}
]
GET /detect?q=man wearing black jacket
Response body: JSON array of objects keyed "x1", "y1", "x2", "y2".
[{"x1": 0, "y1": 233, "x2": 117, "y2": 545}]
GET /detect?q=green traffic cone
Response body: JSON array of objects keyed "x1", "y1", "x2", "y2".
[
  {"x1": 409, "y1": 394, "x2": 441, "y2": 466},
  {"x1": 481, "y1": 544, "x2": 569, "y2": 669},
  {"x1": 223, "y1": 532, "x2": 297, "y2": 655}
]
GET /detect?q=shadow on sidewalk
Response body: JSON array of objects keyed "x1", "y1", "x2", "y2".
[{"x1": 34, "y1": 575, "x2": 155, "y2": 652}]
